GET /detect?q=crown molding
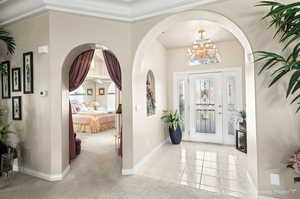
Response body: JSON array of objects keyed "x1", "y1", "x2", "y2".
[
  {"x1": 0, "y1": 0, "x2": 225, "y2": 26},
  {"x1": 131, "y1": 0, "x2": 224, "y2": 21}
]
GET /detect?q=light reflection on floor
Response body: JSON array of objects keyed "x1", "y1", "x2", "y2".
[{"x1": 136, "y1": 141, "x2": 255, "y2": 199}]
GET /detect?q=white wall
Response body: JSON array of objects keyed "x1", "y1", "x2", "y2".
[
  {"x1": 70, "y1": 80, "x2": 114, "y2": 109},
  {"x1": 133, "y1": 39, "x2": 168, "y2": 165},
  {"x1": 95, "y1": 81, "x2": 115, "y2": 111},
  {"x1": 88, "y1": 49, "x2": 110, "y2": 79},
  {"x1": 166, "y1": 40, "x2": 245, "y2": 109},
  {"x1": 131, "y1": 1, "x2": 300, "y2": 197}
]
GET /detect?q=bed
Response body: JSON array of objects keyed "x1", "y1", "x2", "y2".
[{"x1": 71, "y1": 103, "x2": 116, "y2": 133}]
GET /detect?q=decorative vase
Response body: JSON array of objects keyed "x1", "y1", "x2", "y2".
[{"x1": 169, "y1": 126, "x2": 182, "y2": 145}]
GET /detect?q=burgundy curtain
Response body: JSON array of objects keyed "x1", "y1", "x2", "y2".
[
  {"x1": 103, "y1": 50, "x2": 122, "y2": 91},
  {"x1": 69, "y1": 49, "x2": 95, "y2": 160},
  {"x1": 103, "y1": 49, "x2": 123, "y2": 156}
]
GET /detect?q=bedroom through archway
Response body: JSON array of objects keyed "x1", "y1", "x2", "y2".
[{"x1": 65, "y1": 44, "x2": 123, "y2": 173}]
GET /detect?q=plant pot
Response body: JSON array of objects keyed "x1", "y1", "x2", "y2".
[
  {"x1": 169, "y1": 126, "x2": 182, "y2": 145},
  {"x1": 0, "y1": 140, "x2": 8, "y2": 156},
  {"x1": 0, "y1": 141, "x2": 8, "y2": 176}
]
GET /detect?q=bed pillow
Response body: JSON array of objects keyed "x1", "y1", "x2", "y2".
[{"x1": 78, "y1": 103, "x2": 89, "y2": 112}]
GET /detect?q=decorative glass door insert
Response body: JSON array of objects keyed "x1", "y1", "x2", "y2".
[{"x1": 189, "y1": 73, "x2": 223, "y2": 143}]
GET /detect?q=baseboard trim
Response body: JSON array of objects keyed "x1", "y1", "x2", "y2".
[
  {"x1": 134, "y1": 138, "x2": 168, "y2": 172},
  {"x1": 121, "y1": 168, "x2": 135, "y2": 176},
  {"x1": 122, "y1": 138, "x2": 168, "y2": 176},
  {"x1": 247, "y1": 171, "x2": 258, "y2": 198},
  {"x1": 258, "y1": 196, "x2": 279, "y2": 199},
  {"x1": 13, "y1": 159, "x2": 19, "y2": 172},
  {"x1": 22, "y1": 165, "x2": 70, "y2": 182}
]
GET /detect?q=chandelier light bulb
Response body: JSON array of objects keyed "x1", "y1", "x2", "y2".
[{"x1": 188, "y1": 29, "x2": 221, "y2": 65}]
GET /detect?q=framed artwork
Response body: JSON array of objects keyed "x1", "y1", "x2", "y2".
[
  {"x1": 146, "y1": 70, "x2": 156, "y2": 116},
  {"x1": 99, "y1": 88, "x2": 105, "y2": 95},
  {"x1": 12, "y1": 96, "x2": 22, "y2": 120},
  {"x1": 1, "y1": 61, "x2": 11, "y2": 99},
  {"x1": 23, "y1": 52, "x2": 34, "y2": 94},
  {"x1": 12, "y1": 68, "x2": 21, "y2": 92},
  {"x1": 87, "y1": 88, "x2": 93, "y2": 96}
]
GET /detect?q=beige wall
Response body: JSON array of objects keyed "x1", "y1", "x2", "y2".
[
  {"x1": 131, "y1": 0, "x2": 300, "y2": 197},
  {"x1": 0, "y1": 13, "x2": 51, "y2": 174},
  {"x1": 133, "y1": 39, "x2": 168, "y2": 165},
  {"x1": 0, "y1": 0, "x2": 299, "y2": 198},
  {"x1": 166, "y1": 40, "x2": 245, "y2": 109},
  {"x1": 1, "y1": 11, "x2": 133, "y2": 175},
  {"x1": 48, "y1": 11, "x2": 133, "y2": 173}
]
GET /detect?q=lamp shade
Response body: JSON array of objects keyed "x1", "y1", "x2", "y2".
[{"x1": 116, "y1": 104, "x2": 122, "y2": 114}]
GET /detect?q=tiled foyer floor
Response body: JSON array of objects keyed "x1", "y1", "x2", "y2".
[{"x1": 136, "y1": 141, "x2": 255, "y2": 199}]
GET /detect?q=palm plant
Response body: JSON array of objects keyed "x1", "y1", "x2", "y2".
[
  {"x1": 161, "y1": 110, "x2": 182, "y2": 131},
  {"x1": 0, "y1": 28, "x2": 15, "y2": 72},
  {"x1": 255, "y1": 1, "x2": 300, "y2": 112},
  {"x1": 0, "y1": 108, "x2": 12, "y2": 143}
]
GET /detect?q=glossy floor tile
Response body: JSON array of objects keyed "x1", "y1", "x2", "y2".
[{"x1": 136, "y1": 141, "x2": 256, "y2": 199}]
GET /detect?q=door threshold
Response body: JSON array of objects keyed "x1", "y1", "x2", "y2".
[{"x1": 182, "y1": 138, "x2": 234, "y2": 146}]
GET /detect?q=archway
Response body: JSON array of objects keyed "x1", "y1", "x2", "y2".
[
  {"x1": 131, "y1": 10, "x2": 257, "y2": 186},
  {"x1": 62, "y1": 43, "x2": 122, "y2": 174}
]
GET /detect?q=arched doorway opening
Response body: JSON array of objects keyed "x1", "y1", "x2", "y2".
[
  {"x1": 131, "y1": 10, "x2": 257, "y2": 190},
  {"x1": 62, "y1": 43, "x2": 123, "y2": 175}
]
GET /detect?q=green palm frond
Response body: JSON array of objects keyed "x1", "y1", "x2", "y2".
[
  {"x1": 256, "y1": 1, "x2": 300, "y2": 50},
  {"x1": 255, "y1": 1, "x2": 300, "y2": 113},
  {"x1": 0, "y1": 28, "x2": 16, "y2": 55}
]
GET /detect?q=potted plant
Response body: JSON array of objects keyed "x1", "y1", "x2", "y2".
[
  {"x1": 237, "y1": 110, "x2": 246, "y2": 130},
  {"x1": 287, "y1": 150, "x2": 300, "y2": 183},
  {"x1": 0, "y1": 108, "x2": 14, "y2": 176},
  {"x1": 255, "y1": 1, "x2": 300, "y2": 113},
  {"x1": 161, "y1": 110, "x2": 182, "y2": 144}
]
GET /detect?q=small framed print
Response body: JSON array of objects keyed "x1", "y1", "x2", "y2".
[
  {"x1": 23, "y1": 52, "x2": 34, "y2": 94},
  {"x1": 98, "y1": 88, "x2": 105, "y2": 95},
  {"x1": 1, "y1": 61, "x2": 11, "y2": 99},
  {"x1": 12, "y1": 96, "x2": 22, "y2": 120},
  {"x1": 87, "y1": 89, "x2": 93, "y2": 96},
  {"x1": 12, "y1": 68, "x2": 21, "y2": 92}
]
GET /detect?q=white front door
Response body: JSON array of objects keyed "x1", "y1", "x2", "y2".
[
  {"x1": 174, "y1": 69, "x2": 242, "y2": 145},
  {"x1": 189, "y1": 73, "x2": 223, "y2": 144}
]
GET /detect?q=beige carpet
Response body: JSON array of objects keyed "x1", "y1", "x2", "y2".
[{"x1": 0, "y1": 130, "x2": 243, "y2": 199}]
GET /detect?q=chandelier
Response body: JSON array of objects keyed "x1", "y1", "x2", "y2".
[{"x1": 188, "y1": 29, "x2": 221, "y2": 65}]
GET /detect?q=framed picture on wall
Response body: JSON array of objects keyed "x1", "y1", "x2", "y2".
[
  {"x1": 12, "y1": 68, "x2": 21, "y2": 92},
  {"x1": 1, "y1": 61, "x2": 11, "y2": 99},
  {"x1": 87, "y1": 88, "x2": 93, "y2": 96},
  {"x1": 23, "y1": 52, "x2": 34, "y2": 94},
  {"x1": 99, "y1": 88, "x2": 105, "y2": 95},
  {"x1": 12, "y1": 96, "x2": 22, "y2": 120}
]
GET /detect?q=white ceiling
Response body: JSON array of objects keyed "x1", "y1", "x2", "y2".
[
  {"x1": 0, "y1": 0, "x2": 224, "y2": 25},
  {"x1": 158, "y1": 20, "x2": 236, "y2": 49}
]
